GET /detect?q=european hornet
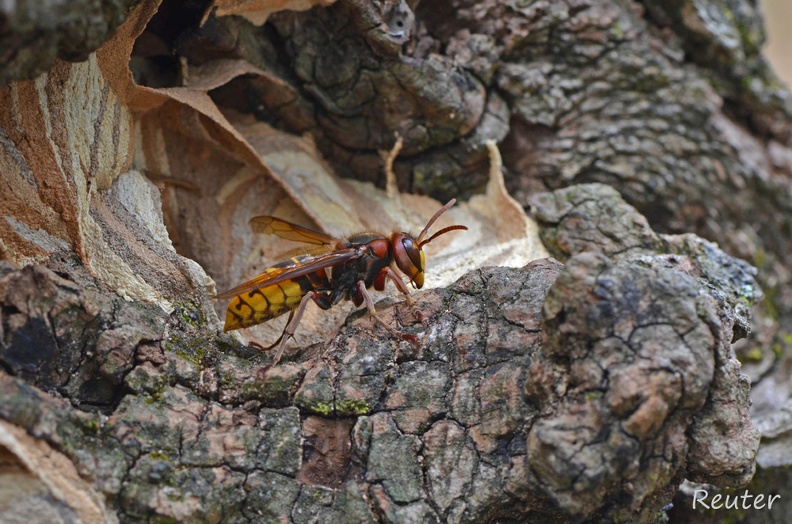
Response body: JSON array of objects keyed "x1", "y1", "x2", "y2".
[{"x1": 217, "y1": 199, "x2": 467, "y2": 366}]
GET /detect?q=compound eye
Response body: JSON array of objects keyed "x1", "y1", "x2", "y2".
[{"x1": 402, "y1": 237, "x2": 423, "y2": 270}]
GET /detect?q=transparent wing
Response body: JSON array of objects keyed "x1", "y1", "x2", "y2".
[
  {"x1": 249, "y1": 216, "x2": 335, "y2": 245},
  {"x1": 215, "y1": 248, "x2": 360, "y2": 299}
]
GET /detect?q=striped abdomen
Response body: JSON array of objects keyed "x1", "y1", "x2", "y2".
[{"x1": 223, "y1": 257, "x2": 330, "y2": 332}]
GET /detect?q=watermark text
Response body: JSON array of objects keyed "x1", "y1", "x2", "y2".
[{"x1": 693, "y1": 489, "x2": 780, "y2": 510}]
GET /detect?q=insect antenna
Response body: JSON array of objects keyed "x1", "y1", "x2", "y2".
[
  {"x1": 416, "y1": 199, "x2": 468, "y2": 247},
  {"x1": 419, "y1": 224, "x2": 468, "y2": 247}
]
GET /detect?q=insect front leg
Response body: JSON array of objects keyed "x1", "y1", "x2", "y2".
[
  {"x1": 264, "y1": 290, "x2": 332, "y2": 368},
  {"x1": 355, "y1": 281, "x2": 418, "y2": 343},
  {"x1": 378, "y1": 267, "x2": 426, "y2": 325}
]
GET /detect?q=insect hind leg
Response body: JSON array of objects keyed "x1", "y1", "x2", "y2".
[
  {"x1": 260, "y1": 291, "x2": 332, "y2": 367},
  {"x1": 248, "y1": 310, "x2": 294, "y2": 353}
]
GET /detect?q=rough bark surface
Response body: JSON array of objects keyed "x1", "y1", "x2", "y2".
[
  {"x1": 0, "y1": 0, "x2": 141, "y2": 87},
  {"x1": 0, "y1": 0, "x2": 788, "y2": 522},
  {"x1": 0, "y1": 216, "x2": 760, "y2": 521}
]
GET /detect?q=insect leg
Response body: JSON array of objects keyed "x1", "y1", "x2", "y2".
[
  {"x1": 250, "y1": 309, "x2": 296, "y2": 353},
  {"x1": 380, "y1": 267, "x2": 426, "y2": 324},
  {"x1": 266, "y1": 291, "x2": 331, "y2": 367},
  {"x1": 355, "y1": 281, "x2": 418, "y2": 343}
]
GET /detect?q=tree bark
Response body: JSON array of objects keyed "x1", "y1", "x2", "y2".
[{"x1": 0, "y1": 0, "x2": 789, "y2": 522}]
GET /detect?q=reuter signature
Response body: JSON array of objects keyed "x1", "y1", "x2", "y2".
[{"x1": 693, "y1": 489, "x2": 780, "y2": 510}]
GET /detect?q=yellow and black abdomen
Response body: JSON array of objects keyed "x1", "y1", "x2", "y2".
[{"x1": 223, "y1": 257, "x2": 329, "y2": 332}]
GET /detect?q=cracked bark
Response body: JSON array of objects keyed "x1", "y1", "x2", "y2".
[{"x1": 0, "y1": 0, "x2": 788, "y2": 522}]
